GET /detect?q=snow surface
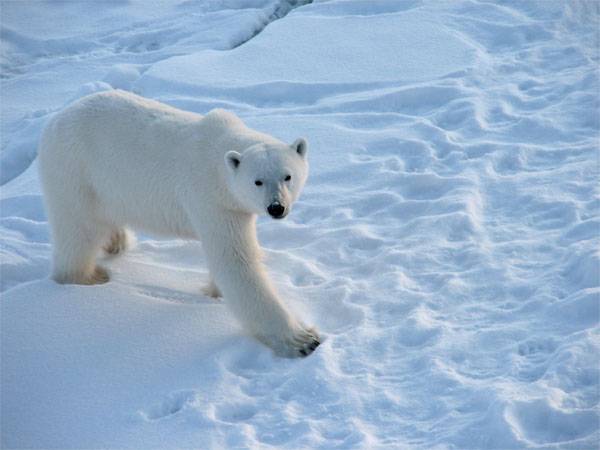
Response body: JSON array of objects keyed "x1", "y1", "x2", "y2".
[{"x1": 1, "y1": 0, "x2": 599, "y2": 448}]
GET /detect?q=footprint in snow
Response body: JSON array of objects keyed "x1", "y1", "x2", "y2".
[
  {"x1": 515, "y1": 338, "x2": 557, "y2": 382},
  {"x1": 135, "y1": 285, "x2": 216, "y2": 305},
  {"x1": 517, "y1": 338, "x2": 556, "y2": 357},
  {"x1": 215, "y1": 402, "x2": 257, "y2": 423},
  {"x1": 139, "y1": 390, "x2": 200, "y2": 421}
]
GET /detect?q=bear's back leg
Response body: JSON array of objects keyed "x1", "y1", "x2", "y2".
[
  {"x1": 50, "y1": 214, "x2": 112, "y2": 285},
  {"x1": 44, "y1": 183, "x2": 112, "y2": 285}
]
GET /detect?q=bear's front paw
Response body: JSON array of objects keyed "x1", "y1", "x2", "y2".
[
  {"x1": 278, "y1": 326, "x2": 320, "y2": 358},
  {"x1": 257, "y1": 325, "x2": 320, "y2": 358},
  {"x1": 293, "y1": 326, "x2": 321, "y2": 357}
]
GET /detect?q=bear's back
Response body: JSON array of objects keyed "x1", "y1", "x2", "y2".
[{"x1": 74, "y1": 89, "x2": 201, "y2": 124}]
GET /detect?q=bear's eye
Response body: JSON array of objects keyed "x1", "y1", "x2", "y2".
[
  {"x1": 255, "y1": 180, "x2": 263, "y2": 186},
  {"x1": 284, "y1": 175, "x2": 291, "y2": 182}
]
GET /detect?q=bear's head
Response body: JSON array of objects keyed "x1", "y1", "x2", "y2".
[{"x1": 224, "y1": 138, "x2": 308, "y2": 219}]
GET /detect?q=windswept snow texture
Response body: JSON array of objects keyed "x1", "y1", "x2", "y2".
[{"x1": 1, "y1": 1, "x2": 599, "y2": 448}]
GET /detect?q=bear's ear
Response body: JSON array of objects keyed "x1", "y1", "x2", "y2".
[
  {"x1": 225, "y1": 151, "x2": 242, "y2": 171},
  {"x1": 292, "y1": 138, "x2": 308, "y2": 159}
]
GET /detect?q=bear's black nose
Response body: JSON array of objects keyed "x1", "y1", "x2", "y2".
[{"x1": 267, "y1": 202, "x2": 286, "y2": 219}]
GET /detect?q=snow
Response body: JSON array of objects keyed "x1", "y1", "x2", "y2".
[{"x1": 1, "y1": 0, "x2": 599, "y2": 448}]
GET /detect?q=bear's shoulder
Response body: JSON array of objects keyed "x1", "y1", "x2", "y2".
[{"x1": 202, "y1": 108, "x2": 245, "y2": 130}]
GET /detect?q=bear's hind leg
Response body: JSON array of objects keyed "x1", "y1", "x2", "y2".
[
  {"x1": 103, "y1": 227, "x2": 134, "y2": 256},
  {"x1": 51, "y1": 217, "x2": 111, "y2": 285}
]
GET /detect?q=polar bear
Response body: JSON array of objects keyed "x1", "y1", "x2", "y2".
[{"x1": 38, "y1": 89, "x2": 320, "y2": 357}]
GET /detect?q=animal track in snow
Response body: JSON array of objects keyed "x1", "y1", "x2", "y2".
[
  {"x1": 505, "y1": 399, "x2": 598, "y2": 445},
  {"x1": 515, "y1": 337, "x2": 557, "y2": 382},
  {"x1": 135, "y1": 285, "x2": 214, "y2": 305},
  {"x1": 517, "y1": 338, "x2": 556, "y2": 357},
  {"x1": 140, "y1": 390, "x2": 200, "y2": 421},
  {"x1": 215, "y1": 402, "x2": 257, "y2": 423}
]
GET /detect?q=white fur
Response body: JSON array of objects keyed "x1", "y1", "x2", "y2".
[{"x1": 38, "y1": 90, "x2": 319, "y2": 357}]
